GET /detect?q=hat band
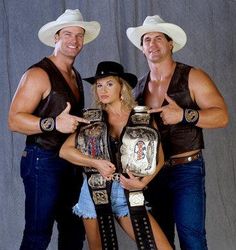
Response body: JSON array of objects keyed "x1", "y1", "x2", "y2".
[{"x1": 98, "y1": 71, "x2": 122, "y2": 76}]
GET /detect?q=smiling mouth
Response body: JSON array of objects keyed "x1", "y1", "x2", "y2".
[
  {"x1": 68, "y1": 45, "x2": 78, "y2": 49},
  {"x1": 149, "y1": 49, "x2": 159, "y2": 54}
]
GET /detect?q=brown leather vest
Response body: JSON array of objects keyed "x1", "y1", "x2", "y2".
[
  {"x1": 134, "y1": 62, "x2": 204, "y2": 160},
  {"x1": 26, "y1": 57, "x2": 84, "y2": 150}
]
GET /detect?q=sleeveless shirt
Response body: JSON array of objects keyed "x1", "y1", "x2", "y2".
[
  {"x1": 133, "y1": 62, "x2": 204, "y2": 159},
  {"x1": 26, "y1": 57, "x2": 84, "y2": 150}
]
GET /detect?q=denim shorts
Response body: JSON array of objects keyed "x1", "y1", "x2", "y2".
[{"x1": 73, "y1": 175, "x2": 129, "y2": 219}]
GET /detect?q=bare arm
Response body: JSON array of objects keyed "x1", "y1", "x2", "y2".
[
  {"x1": 149, "y1": 68, "x2": 229, "y2": 129},
  {"x1": 8, "y1": 67, "x2": 89, "y2": 135},
  {"x1": 189, "y1": 68, "x2": 229, "y2": 128},
  {"x1": 59, "y1": 133, "x2": 116, "y2": 178},
  {"x1": 8, "y1": 68, "x2": 49, "y2": 135}
]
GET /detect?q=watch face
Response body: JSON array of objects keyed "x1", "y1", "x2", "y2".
[
  {"x1": 185, "y1": 109, "x2": 199, "y2": 123},
  {"x1": 40, "y1": 117, "x2": 55, "y2": 131}
]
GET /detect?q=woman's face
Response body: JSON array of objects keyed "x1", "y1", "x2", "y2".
[{"x1": 96, "y1": 76, "x2": 121, "y2": 105}]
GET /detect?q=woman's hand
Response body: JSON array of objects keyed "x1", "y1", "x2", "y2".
[
  {"x1": 120, "y1": 170, "x2": 147, "y2": 191},
  {"x1": 94, "y1": 159, "x2": 116, "y2": 180}
]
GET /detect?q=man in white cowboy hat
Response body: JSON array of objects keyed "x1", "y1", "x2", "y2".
[
  {"x1": 127, "y1": 15, "x2": 228, "y2": 249},
  {"x1": 8, "y1": 9, "x2": 100, "y2": 250}
]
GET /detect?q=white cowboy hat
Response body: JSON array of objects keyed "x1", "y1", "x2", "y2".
[
  {"x1": 38, "y1": 9, "x2": 101, "y2": 47},
  {"x1": 126, "y1": 15, "x2": 187, "y2": 53}
]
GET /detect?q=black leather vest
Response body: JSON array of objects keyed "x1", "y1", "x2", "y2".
[
  {"x1": 133, "y1": 62, "x2": 204, "y2": 159},
  {"x1": 26, "y1": 57, "x2": 84, "y2": 150}
]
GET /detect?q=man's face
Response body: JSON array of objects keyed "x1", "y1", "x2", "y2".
[
  {"x1": 142, "y1": 32, "x2": 173, "y2": 63},
  {"x1": 54, "y1": 26, "x2": 85, "y2": 58}
]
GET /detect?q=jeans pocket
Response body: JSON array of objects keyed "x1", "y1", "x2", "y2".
[{"x1": 20, "y1": 147, "x2": 34, "y2": 178}]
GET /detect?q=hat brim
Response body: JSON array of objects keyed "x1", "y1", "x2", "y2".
[
  {"x1": 84, "y1": 73, "x2": 137, "y2": 89},
  {"x1": 126, "y1": 23, "x2": 187, "y2": 53},
  {"x1": 38, "y1": 20, "x2": 101, "y2": 47}
]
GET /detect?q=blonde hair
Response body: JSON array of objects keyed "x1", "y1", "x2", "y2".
[{"x1": 91, "y1": 76, "x2": 137, "y2": 110}]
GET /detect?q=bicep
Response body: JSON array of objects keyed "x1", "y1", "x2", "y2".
[
  {"x1": 189, "y1": 68, "x2": 226, "y2": 110},
  {"x1": 10, "y1": 69, "x2": 50, "y2": 115}
]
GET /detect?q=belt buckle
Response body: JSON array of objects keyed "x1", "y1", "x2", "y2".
[
  {"x1": 112, "y1": 173, "x2": 120, "y2": 181},
  {"x1": 129, "y1": 191, "x2": 145, "y2": 207},
  {"x1": 88, "y1": 174, "x2": 106, "y2": 189},
  {"x1": 92, "y1": 190, "x2": 109, "y2": 205}
]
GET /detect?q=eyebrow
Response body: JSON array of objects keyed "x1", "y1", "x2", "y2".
[
  {"x1": 144, "y1": 34, "x2": 164, "y2": 39},
  {"x1": 96, "y1": 79, "x2": 115, "y2": 85},
  {"x1": 59, "y1": 29, "x2": 85, "y2": 35}
]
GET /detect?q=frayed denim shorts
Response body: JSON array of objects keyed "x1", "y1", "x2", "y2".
[{"x1": 73, "y1": 175, "x2": 129, "y2": 219}]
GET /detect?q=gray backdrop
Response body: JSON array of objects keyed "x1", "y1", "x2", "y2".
[{"x1": 1, "y1": 0, "x2": 236, "y2": 249}]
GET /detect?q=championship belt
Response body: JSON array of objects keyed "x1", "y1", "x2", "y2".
[
  {"x1": 76, "y1": 109, "x2": 118, "y2": 250},
  {"x1": 120, "y1": 106, "x2": 159, "y2": 176},
  {"x1": 121, "y1": 106, "x2": 159, "y2": 250}
]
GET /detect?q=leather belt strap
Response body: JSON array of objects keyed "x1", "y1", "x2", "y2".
[
  {"x1": 76, "y1": 109, "x2": 119, "y2": 249},
  {"x1": 78, "y1": 108, "x2": 158, "y2": 249},
  {"x1": 168, "y1": 151, "x2": 202, "y2": 166},
  {"x1": 86, "y1": 173, "x2": 119, "y2": 250},
  {"x1": 125, "y1": 190, "x2": 157, "y2": 250},
  {"x1": 120, "y1": 107, "x2": 158, "y2": 249}
]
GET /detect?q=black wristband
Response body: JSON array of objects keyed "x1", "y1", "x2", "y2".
[
  {"x1": 181, "y1": 109, "x2": 199, "y2": 125},
  {"x1": 39, "y1": 117, "x2": 56, "y2": 132}
]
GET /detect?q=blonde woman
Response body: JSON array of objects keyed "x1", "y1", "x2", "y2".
[{"x1": 60, "y1": 61, "x2": 172, "y2": 250}]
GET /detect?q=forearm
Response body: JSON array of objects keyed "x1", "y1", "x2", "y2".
[
  {"x1": 60, "y1": 146, "x2": 116, "y2": 179},
  {"x1": 196, "y1": 107, "x2": 229, "y2": 129},
  {"x1": 8, "y1": 113, "x2": 42, "y2": 135},
  {"x1": 59, "y1": 146, "x2": 96, "y2": 168}
]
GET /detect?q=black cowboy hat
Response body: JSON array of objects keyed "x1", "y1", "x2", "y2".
[{"x1": 83, "y1": 61, "x2": 137, "y2": 88}]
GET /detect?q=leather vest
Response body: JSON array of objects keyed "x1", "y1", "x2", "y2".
[
  {"x1": 133, "y1": 62, "x2": 204, "y2": 159},
  {"x1": 26, "y1": 57, "x2": 84, "y2": 150}
]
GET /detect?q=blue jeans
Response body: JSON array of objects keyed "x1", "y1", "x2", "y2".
[
  {"x1": 19, "y1": 144, "x2": 85, "y2": 250},
  {"x1": 145, "y1": 156, "x2": 208, "y2": 250}
]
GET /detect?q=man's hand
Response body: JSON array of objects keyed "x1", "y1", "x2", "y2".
[
  {"x1": 56, "y1": 102, "x2": 90, "y2": 133},
  {"x1": 148, "y1": 94, "x2": 183, "y2": 125}
]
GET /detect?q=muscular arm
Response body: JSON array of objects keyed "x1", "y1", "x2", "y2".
[
  {"x1": 8, "y1": 67, "x2": 89, "y2": 135},
  {"x1": 8, "y1": 68, "x2": 50, "y2": 135},
  {"x1": 189, "y1": 68, "x2": 229, "y2": 128},
  {"x1": 149, "y1": 68, "x2": 229, "y2": 129}
]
